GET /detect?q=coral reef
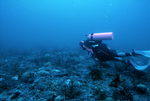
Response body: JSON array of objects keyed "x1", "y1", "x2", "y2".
[{"x1": 0, "y1": 48, "x2": 150, "y2": 100}]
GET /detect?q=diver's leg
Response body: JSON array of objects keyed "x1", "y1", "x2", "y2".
[
  {"x1": 117, "y1": 49, "x2": 143, "y2": 57},
  {"x1": 113, "y1": 57, "x2": 131, "y2": 65},
  {"x1": 108, "y1": 49, "x2": 133, "y2": 57},
  {"x1": 114, "y1": 57, "x2": 124, "y2": 61},
  {"x1": 117, "y1": 52, "x2": 132, "y2": 57}
]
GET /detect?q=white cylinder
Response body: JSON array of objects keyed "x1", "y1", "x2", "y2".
[{"x1": 87, "y1": 32, "x2": 113, "y2": 41}]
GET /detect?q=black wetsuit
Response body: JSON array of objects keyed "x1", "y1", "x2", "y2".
[
  {"x1": 81, "y1": 40, "x2": 120, "y2": 61},
  {"x1": 92, "y1": 43, "x2": 118, "y2": 61}
]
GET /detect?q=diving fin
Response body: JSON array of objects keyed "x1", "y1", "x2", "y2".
[
  {"x1": 129, "y1": 60, "x2": 150, "y2": 70},
  {"x1": 132, "y1": 50, "x2": 150, "y2": 58}
]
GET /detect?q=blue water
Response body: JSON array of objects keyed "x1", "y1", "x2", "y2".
[{"x1": 0, "y1": 0, "x2": 150, "y2": 51}]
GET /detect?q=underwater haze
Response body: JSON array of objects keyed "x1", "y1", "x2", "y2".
[
  {"x1": 0, "y1": 0, "x2": 150, "y2": 51},
  {"x1": 1, "y1": 1, "x2": 150, "y2": 100}
]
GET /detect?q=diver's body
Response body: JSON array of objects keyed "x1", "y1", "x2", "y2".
[
  {"x1": 80, "y1": 32, "x2": 150, "y2": 70},
  {"x1": 80, "y1": 40, "x2": 132, "y2": 62}
]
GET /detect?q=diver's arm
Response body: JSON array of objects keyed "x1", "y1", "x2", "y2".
[
  {"x1": 82, "y1": 44, "x2": 93, "y2": 53},
  {"x1": 79, "y1": 40, "x2": 94, "y2": 54}
]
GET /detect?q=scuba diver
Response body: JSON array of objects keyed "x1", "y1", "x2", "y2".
[
  {"x1": 79, "y1": 32, "x2": 150, "y2": 70},
  {"x1": 80, "y1": 32, "x2": 132, "y2": 62}
]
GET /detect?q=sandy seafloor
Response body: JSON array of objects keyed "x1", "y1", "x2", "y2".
[{"x1": 0, "y1": 48, "x2": 150, "y2": 101}]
